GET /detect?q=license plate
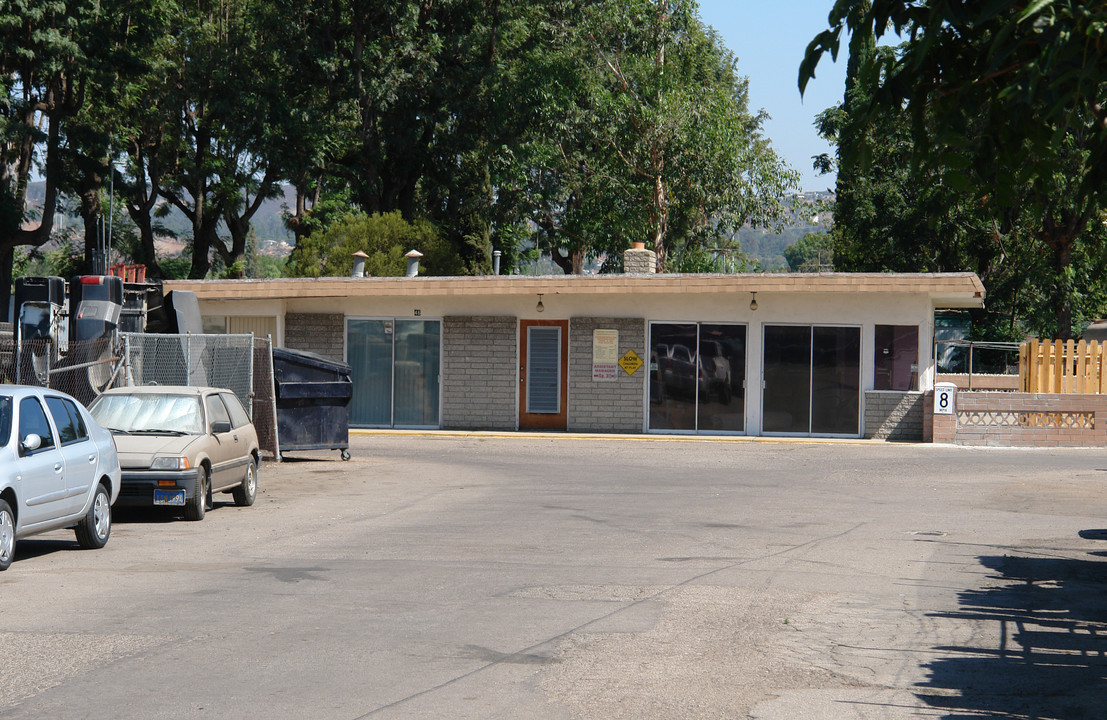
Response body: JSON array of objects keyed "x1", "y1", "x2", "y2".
[{"x1": 154, "y1": 489, "x2": 186, "y2": 506}]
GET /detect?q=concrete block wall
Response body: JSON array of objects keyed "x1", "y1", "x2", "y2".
[
  {"x1": 284, "y1": 313, "x2": 344, "y2": 361},
  {"x1": 568, "y1": 317, "x2": 646, "y2": 432},
  {"x1": 931, "y1": 391, "x2": 1107, "y2": 446},
  {"x1": 864, "y1": 391, "x2": 925, "y2": 441},
  {"x1": 441, "y1": 316, "x2": 517, "y2": 430}
]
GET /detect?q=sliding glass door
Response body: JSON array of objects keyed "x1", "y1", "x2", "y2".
[
  {"x1": 347, "y1": 319, "x2": 441, "y2": 428},
  {"x1": 762, "y1": 325, "x2": 860, "y2": 436},
  {"x1": 648, "y1": 322, "x2": 746, "y2": 433}
]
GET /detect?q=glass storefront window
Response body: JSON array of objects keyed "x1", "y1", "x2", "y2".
[{"x1": 649, "y1": 323, "x2": 746, "y2": 433}]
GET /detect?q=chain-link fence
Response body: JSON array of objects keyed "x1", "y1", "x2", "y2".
[
  {"x1": 120, "y1": 333, "x2": 254, "y2": 402},
  {"x1": 0, "y1": 328, "x2": 280, "y2": 460},
  {"x1": 0, "y1": 335, "x2": 123, "y2": 406},
  {"x1": 251, "y1": 336, "x2": 279, "y2": 460}
]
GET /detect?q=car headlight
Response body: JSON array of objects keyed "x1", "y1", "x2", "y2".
[{"x1": 150, "y1": 456, "x2": 191, "y2": 471}]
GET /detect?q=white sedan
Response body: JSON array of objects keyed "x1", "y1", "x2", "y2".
[{"x1": 0, "y1": 385, "x2": 122, "y2": 571}]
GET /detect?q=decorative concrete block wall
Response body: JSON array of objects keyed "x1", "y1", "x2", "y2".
[
  {"x1": 441, "y1": 316, "x2": 517, "y2": 430},
  {"x1": 568, "y1": 317, "x2": 646, "y2": 432},
  {"x1": 930, "y1": 391, "x2": 1107, "y2": 446},
  {"x1": 864, "y1": 391, "x2": 925, "y2": 441},
  {"x1": 284, "y1": 313, "x2": 344, "y2": 361}
]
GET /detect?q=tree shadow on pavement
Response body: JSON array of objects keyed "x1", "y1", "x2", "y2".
[{"x1": 916, "y1": 543, "x2": 1107, "y2": 719}]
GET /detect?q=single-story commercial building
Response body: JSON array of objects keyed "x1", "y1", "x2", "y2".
[{"x1": 167, "y1": 248, "x2": 984, "y2": 439}]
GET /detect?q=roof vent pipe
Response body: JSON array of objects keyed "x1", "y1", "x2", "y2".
[
  {"x1": 351, "y1": 251, "x2": 369, "y2": 278},
  {"x1": 492, "y1": 250, "x2": 502, "y2": 275},
  {"x1": 405, "y1": 249, "x2": 423, "y2": 278}
]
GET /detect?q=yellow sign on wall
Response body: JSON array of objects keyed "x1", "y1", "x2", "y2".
[{"x1": 619, "y1": 349, "x2": 644, "y2": 376}]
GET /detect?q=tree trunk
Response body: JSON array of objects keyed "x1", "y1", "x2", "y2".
[{"x1": 0, "y1": 106, "x2": 62, "y2": 312}]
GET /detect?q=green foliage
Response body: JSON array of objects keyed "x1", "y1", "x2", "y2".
[
  {"x1": 285, "y1": 211, "x2": 457, "y2": 278},
  {"x1": 158, "y1": 255, "x2": 192, "y2": 280},
  {"x1": 806, "y1": 1, "x2": 1107, "y2": 338},
  {"x1": 6, "y1": 0, "x2": 802, "y2": 296},
  {"x1": 250, "y1": 255, "x2": 286, "y2": 279},
  {"x1": 18, "y1": 237, "x2": 85, "y2": 279},
  {"x1": 783, "y1": 232, "x2": 834, "y2": 273},
  {"x1": 504, "y1": 0, "x2": 798, "y2": 273}
]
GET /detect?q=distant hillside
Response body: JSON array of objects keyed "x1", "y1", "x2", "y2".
[{"x1": 736, "y1": 191, "x2": 834, "y2": 271}]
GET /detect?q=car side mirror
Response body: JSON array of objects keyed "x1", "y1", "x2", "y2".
[
  {"x1": 211, "y1": 421, "x2": 232, "y2": 434},
  {"x1": 20, "y1": 433, "x2": 42, "y2": 454}
]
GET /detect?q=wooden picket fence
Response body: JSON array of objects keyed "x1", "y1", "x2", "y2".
[{"x1": 1020, "y1": 339, "x2": 1107, "y2": 394}]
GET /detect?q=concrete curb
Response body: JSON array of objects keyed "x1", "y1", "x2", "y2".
[{"x1": 348, "y1": 428, "x2": 897, "y2": 445}]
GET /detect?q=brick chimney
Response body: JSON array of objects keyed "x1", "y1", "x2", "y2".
[{"x1": 623, "y1": 242, "x2": 657, "y2": 274}]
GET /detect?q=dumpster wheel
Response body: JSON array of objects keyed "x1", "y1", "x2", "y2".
[{"x1": 341, "y1": 449, "x2": 351, "y2": 461}]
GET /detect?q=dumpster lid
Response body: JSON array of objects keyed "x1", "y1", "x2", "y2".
[{"x1": 272, "y1": 346, "x2": 352, "y2": 374}]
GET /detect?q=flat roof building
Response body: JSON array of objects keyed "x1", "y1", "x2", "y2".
[{"x1": 167, "y1": 269, "x2": 984, "y2": 439}]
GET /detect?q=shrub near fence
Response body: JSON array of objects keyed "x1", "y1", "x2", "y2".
[{"x1": 1020, "y1": 339, "x2": 1107, "y2": 394}]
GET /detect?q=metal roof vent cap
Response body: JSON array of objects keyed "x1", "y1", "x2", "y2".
[
  {"x1": 351, "y1": 251, "x2": 369, "y2": 277},
  {"x1": 405, "y1": 249, "x2": 423, "y2": 277}
]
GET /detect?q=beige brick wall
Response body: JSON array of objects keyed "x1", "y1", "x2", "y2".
[
  {"x1": 568, "y1": 317, "x2": 646, "y2": 432},
  {"x1": 285, "y1": 313, "x2": 344, "y2": 361},
  {"x1": 441, "y1": 316, "x2": 517, "y2": 430}
]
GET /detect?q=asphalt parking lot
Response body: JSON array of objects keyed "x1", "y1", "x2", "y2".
[{"x1": 2, "y1": 433, "x2": 1107, "y2": 719}]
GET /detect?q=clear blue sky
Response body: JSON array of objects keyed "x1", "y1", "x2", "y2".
[{"x1": 696, "y1": 0, "x2": 845, "y2": 192}]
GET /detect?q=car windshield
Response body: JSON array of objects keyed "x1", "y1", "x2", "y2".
[
  {"x1": 90, "y1": 393, "x2": 203, "y2": 434},
  {"x1": 0, "y1": 396, "x2": 11, "y2": 446}
]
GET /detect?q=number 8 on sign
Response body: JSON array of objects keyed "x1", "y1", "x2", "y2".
[{"x1": 934, "y1": 386, "x2": 954, "y2": 415}]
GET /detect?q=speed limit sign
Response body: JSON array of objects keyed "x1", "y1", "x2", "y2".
[{"x1": 934, "y1": 385, "x2": 955, "y2": 415}]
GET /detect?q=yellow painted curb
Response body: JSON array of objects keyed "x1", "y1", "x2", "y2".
[{"x1": 348, "y1": 428, "x2": 891, "y2": 445}]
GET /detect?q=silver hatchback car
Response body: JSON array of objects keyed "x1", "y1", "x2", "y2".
[{"x1": 0, "y1": 385, "x2": 122, "y2": 571}]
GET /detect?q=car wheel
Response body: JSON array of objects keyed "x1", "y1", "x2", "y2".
[
  {"x1": 232, "y1": 458, "x2": 257, "y2": 507},
  {"x1": 0, "y1": 499, "x2": 15, "y2": 571},
  {"x1": 185, "y1": 466, "x2": 209, "y2": 521},
  {"x1": 75, "y1": 483, "x2": 112, "y2": 549}
]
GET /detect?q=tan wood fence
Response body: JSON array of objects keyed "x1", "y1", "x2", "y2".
[{"x1": 1020, "y1": 339, "x2": 1107, "y2": 394}]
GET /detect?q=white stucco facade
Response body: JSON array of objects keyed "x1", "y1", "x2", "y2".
[{"x1": 169, "y1": 273, "x2": 984, "y2": 437}]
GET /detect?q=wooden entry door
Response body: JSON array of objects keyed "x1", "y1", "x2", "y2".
[{"x1": 519, "y1": 319, "x2": 569, "y2": 430}]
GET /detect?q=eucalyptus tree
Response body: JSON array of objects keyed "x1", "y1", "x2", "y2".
[
  {"x1": 510, "y1": 0, "x2": 798, "y2": 273},
  {"x1": 156, "y1": 0, "x2": 289, "y2": 279},
  {"x1": 320, "y1": 0, "x2": 540, "y2": 274},
  {"x1": 100, "y1": 0, "x2": 182, "y2": 278}
]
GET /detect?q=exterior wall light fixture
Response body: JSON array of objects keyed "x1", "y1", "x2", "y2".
[
  {"x1": 536, "y1": 294, "x2": 545, "y2": 313},
  {"x1": 749, "y1": 292, "x2": 758, "y2": 311}
]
